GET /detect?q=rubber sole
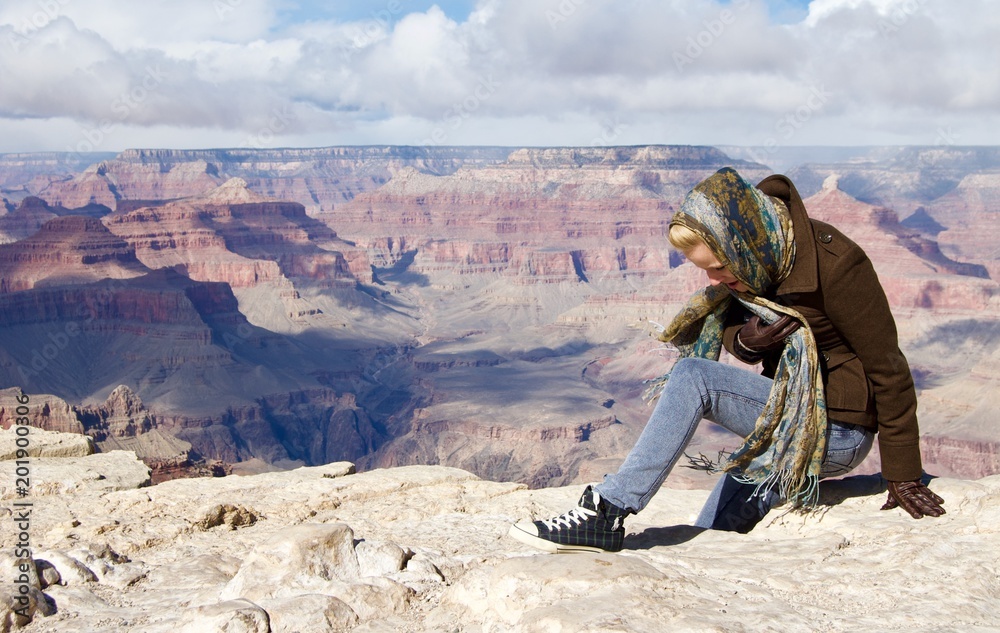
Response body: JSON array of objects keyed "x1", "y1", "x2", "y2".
[{"x1": 506, "y1": 522, "x2": 608, "y2": 554}]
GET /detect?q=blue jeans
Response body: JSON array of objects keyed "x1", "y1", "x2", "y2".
[{"x1": 595, "y1": 358, "x2": 874, "y2": 532}]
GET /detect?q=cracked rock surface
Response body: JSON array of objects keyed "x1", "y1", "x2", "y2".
[{"x1": 2, "y1": 445, "x2": 999, "y2": 632}]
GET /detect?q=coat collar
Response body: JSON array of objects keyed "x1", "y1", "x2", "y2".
[{"x1": 756, "y1": 174, "x2": 819, "y2": 296}]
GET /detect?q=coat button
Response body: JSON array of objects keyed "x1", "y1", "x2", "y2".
[
  {"x1": 818, "y1": 231, "x2": 833, "y2": 244},
  {"x1": 821, "y1": 351, "x2": 830, "y2": 362}
]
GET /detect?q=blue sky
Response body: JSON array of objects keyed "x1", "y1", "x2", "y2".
[
  {"x1": 0, "y1": 0, "x2": 996, "y2": 153},
  {"x1": 296, "y1": 1, "x2": 814, "y2": 25},
  {"x1": 282, "y1": 0, "x2": 481, "y2": 24}
]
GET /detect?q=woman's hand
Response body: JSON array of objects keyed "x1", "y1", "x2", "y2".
[
  {"x1": 881, "y1": 480, "x2": 946, "y2": 518},
  {"x1": 734, "y1": 315, "x2": 800, "y2": 361}
]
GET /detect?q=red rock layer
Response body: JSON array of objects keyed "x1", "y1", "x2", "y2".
[
  {"x1": 0, "y1": 196, "x2": 58, "y2": 244},
  {"x1": 804, "y1": 177, "x2": 996, "y2": 311},
  {"x1": 0, "y1": 213, "x2": 148, "y2": 292},
  {"x1": 35, "y1": 146, "x2": 517, "y2": 213},
  {"x1": 103, "y1": 183, "x2": 370, "y2": 288},
  {"x1": 0, "y1": 271, "x2": 226, "y2": 343},
  {"x1": 40, "y1": 158, "x2": 222, "y2": 209},
  {"x1": 927, "y1": 173, "x2": 1000, "y2": 279},
  {"x1": 321, "y1": 147, "x2": 767, "y2": 286}
]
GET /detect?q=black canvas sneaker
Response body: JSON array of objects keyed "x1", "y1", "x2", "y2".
[{"x1": 508, "y1": 485, "x2": 631, "y2": 553}]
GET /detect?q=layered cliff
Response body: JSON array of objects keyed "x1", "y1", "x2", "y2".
[
  {"x1": 0, "y1": 151, "x2": 115, "y2": 202},
  {"x1": 35, "y1": 146, "x2": 516, "y2": 213},
  {"x1": 926, "y1": 173, "x2": 1000, "y2": 280},
  {"x1": 0, "y1": 380, "x2": 382, "y2": 483},
  {"x1": 0, "y1": 214, "x2": 148, "y2": 292},
  {"x1": 784, "y1": 145, "x2": 1000, "y2": 208},
  {"x1": 0, "y1": 198, "x2": 59, "y2": 245},
  {"x1": 102, "y1": 178, "x2": 369, "y2": 290},
  {"x1": 803, "y1": 175, "x2": 995, "y2": 310},
  {"x1": 0, "y1": 180, "x2": 414, "y2": 480},
  {"x1": 782, "y1": 146, "x2": 1000, "y2": 281}
]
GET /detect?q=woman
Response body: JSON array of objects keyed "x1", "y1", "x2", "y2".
[{"x1": 509, "y1": 167, "x2": 945, "y2": 554}]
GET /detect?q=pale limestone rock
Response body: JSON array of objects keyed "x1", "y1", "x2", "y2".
[
  {"x1": 31, "y1": 552, "x2": 96, "y2": 586},
  {"x1": 0, "y1": 450, "x2": 150, "y2": 499},
  {"x1": 219, "y1": 523, "x2": 361, "y2": 601},
  {"x1": 216, "y1": 522, "x2": 415, "y2": 622},
  {"x1": 193, "y1": 503, "x2": 261, "y2": 531},
  {"x1": 3, "y1": 447, "x2": 998, "y2": 633},
  {"x1": 433, "y1": 553, "x2": 680, "y2": 633},
  {"x1": 258, "y1": 594, "x2": 359, "y2": 632},
  {"x1": 203, "y1": 178, "x2": 269, "y2": 205},
  {"x1": 53, "y1": 546, "x2": 146, "y2": 590},
  {"x1": 0, "y1": 552, "x2": 49, "y2": 631},
  {"x1": 142, "y1": 554, "x2": 243, "y2": 608},
  {"x1": 1, "y1": 592, "x2": 34, "y2": 632},
  {"x1": 0, "y1": 426, "x2": 94, "y2": 460},
  {"x1": 68, "y1": 543, "x2": 124, "y2": 568},
  {"x1": 356, "y1": 539, "x2": 409, "y2": 577},
  {"x1": 32, "y1": 560, "x2": 59, "y2": 589},
  {"x1": 386, "y1": 553, "x2": 444, "y2": 592},
  {"x1": 99, "y1": 563, "x2": 149, "y2": 590},
  {"x1": 0, "y1": 554, "x2": 38, "y2": 590},
  {"x1": 178, "y1": 599, "x2": 270, "y2": 633},
  {"x1": 35, "y1": 585, "x2": 108, "y2": 616},
  {"x1": 326, "y1": 576, "x2": 413, "y2": 622}
]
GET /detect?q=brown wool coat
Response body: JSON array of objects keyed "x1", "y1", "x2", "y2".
[{"x1": 721, "y1": 175, "x2": 923, "y2": 482}]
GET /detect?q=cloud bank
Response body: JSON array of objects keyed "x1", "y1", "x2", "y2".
[{"x1": 0, "y1": 0, "x2": 996, "y2": 152}]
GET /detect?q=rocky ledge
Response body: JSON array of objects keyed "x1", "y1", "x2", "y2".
[{"x1": 1, "y1": 430, "x2": 998, "y2": 633}]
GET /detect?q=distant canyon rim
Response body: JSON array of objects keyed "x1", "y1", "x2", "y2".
[{"x1": 1, "y1": 144, "x2": 999, "y2": 488}]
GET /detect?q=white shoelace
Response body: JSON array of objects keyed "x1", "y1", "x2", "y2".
[{"x1": 540, "y1": 504, "x2": 597, "y2": 531}]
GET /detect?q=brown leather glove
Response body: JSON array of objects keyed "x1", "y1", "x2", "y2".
[
  {"x1": 735, "y1": 315, "x2": 801, "y2": 358},
  {"x1": 881, "y1": 480, "x2": 946, "y2": 519}
]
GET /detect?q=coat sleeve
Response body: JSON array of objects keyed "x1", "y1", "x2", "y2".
[
  {"x1": 722, "y1": 304, "x2": 763, "y2": 364},
  {"x1": 821, "y1": 243, "x2": 923, "y2": 481}
]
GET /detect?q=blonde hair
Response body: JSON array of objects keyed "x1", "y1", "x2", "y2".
[{"x1": 668, "y1": 223, "x2": 705, "y2": 253}]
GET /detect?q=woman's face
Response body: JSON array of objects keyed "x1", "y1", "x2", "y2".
[{"x1": 684, "y1": 242, "x2": 750, "y2": 293}]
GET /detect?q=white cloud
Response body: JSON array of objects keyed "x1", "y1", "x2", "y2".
[
  {"x1": 0, "y1": 0, "x2": 278, "y2": 49},
  {"x1": 0, "y1": 0, "x2": 998, "y2": 152}
]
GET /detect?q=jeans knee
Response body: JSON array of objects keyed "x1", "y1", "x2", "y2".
[
  {"x1": 671, "y1": 357, "x2": 709, "y2": 380},
  {"x1": 668, "y1": 357, "x2": 714, "y2": 391}
]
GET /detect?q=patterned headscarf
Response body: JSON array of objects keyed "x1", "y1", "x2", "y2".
[{"x1": 648, "y1": 167, "x2": 828, "y2": 508}]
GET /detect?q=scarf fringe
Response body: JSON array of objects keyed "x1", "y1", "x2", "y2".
[
  {"x1": 642, "y1": 374, "x2": 670, "y2": 403},
  {"x1": 732, "y1": 469, "x2": 821, "y2": 509}
]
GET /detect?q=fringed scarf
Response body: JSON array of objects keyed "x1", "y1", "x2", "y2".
[{"x1": 647, "y1": 168, "x2": 828, "y2": 508}]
